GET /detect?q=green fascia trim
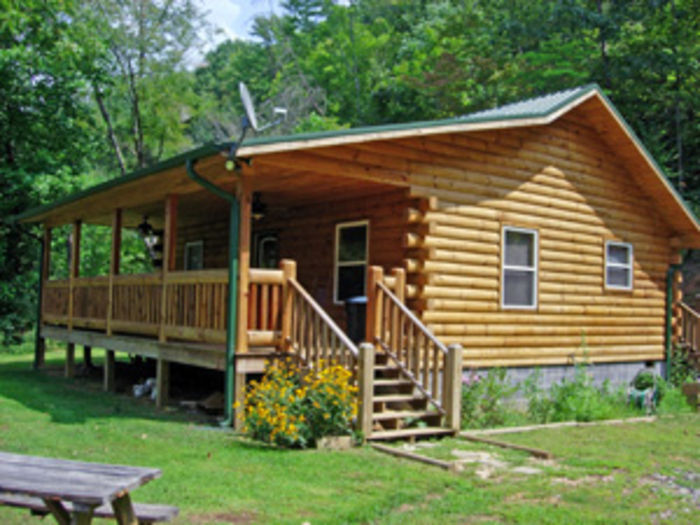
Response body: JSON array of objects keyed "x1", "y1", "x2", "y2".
[
  {"x1": 237, "y1": 84, "x2": 600, "y2": 149},
  {"x1": 10, "y1": 142, "x2": 232, "y2": 223}
]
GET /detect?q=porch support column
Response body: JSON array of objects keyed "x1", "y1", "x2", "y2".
[
  {"x1": 34, "y1": 226, "x2": 51, "y2": 369},
  {"x1": 66, "y1": 220, "x2": 81, "y2": 378},
  {"x1": 159, "y1": 195, "x2": 178, "y2": 343},
  {"x1": 280, "y1": 259, "x2": 297, "y2": 351},
  {"x1": 236, "y1": 176, "x2": 252, "y2": 355},
  {"x1": 156, "y1": 358, "x2": 169, "y2": 409},
  {"x1": 106, "y1": 209, "x2": 122, "y2": 336},
  {"x1": 104, "y1": 349, "x2": 115, "y2": 392},
  {"x1": 83, "y1": 346, "x2": 92, "y2": 369}
]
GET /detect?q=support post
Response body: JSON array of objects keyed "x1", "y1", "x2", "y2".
[
  {"x1": 65, "y1": 343, "x2": 75, "y2": 378},
  {"x1": 234, "y1": 371, "x2": 246, "y2": 430},
  {"x1": 392, "y1": 267, "x2": 406, "y2": 303},
  {"x1": 365, "y1": 266, "x2": 384, "y2": 344},
  {"x1": 34, "y1": 227, "x2": 51, "y2": 369},
  {"x1": 156, "y1": 358, "x2": 169, "y2": 409},
  {"x1": 67, "y1": 220, "x2": 81, "y2": 331},
  {"x1": 106, "y1": 208, "x2": 122, "y2": 336},
  {"x1": 236, "y1": 176, "x2": 252, "y2": 354},
  {"x1": 280, "y1": 259, "x2": 297, "y2": 350},
  {"x1": 445, "y1": 344, "x2": 463, "y2": 432},
  {"x1": 358, "y1": 342, "x2": 375, "y2": 441},
  {"x1": 159, "y1": 195, "x2": 178, "y2": 343},
  {"x1": 83, "y1": 345, "x2": 92, "y2": 369},
  {"x1": 104, "y1": 349, "x2": 115, "y2": 392}
]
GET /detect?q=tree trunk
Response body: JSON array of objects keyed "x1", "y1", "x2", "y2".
[{"x1": 93, "y1": 82, "x2": 126, "y2": 177}]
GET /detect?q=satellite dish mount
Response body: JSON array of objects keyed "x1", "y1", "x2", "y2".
[{"x1": 226, "y1": 82, "x2": 287, "y2": 171}]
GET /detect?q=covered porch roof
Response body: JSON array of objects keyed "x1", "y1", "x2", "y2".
[{"x1": 14, "y1": 83, "x2": 700, "y2": 246}]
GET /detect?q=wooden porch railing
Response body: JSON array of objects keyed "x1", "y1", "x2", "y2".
[
  {"x1": 286, "y1": 277, "x2": 359, "y2": 371},
  {"x1": 366, "y1": 266, "x2": 462, "y2": 431},
  {"x1": 247, "y1": 268, "x2": 284, "y2": 348},
  {"x1": 680, "y1": 302, "x2": 700, "y2": 352}
]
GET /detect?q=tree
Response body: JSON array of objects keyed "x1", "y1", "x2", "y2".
[{"x1": 0, "y1": 0, "x2": 100, "y2": 343}]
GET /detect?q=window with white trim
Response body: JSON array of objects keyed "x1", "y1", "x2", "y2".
[
  {"x1": 184, "y1": 241, "x2": 204, "y2": 270},
  {"x1": 605, "y1": 241, "x2": 633, "y2": 290},
  {"x1": 501, "y1": 227, "x2": 538, "y2": 309},
  {"x1": 334, "y1": 220, "x2": 368, "y2": 304}
]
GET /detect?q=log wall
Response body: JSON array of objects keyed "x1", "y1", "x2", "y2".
[
  {"x1": 400, "y1": 116, "x2": 672, "y2": 367},
  {"x1": 176, "y1": 188, "x2": 415, "y2": 325}
]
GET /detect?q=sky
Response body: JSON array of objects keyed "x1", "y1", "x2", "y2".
[{"x1": 199, "y1": 0, "x2": 279, "y2": 45}]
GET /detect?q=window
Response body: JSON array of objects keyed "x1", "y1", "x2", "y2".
[
  {"x1": 501, "y1": 227, "x2": 538, "y2": 309},
  {"x1": 184, "y1": 241, "x2": 204, "y2": 270},
  {"x1": 254, "y1": 233, "x2": 279, "y2": 269},
  {"x1": 605, "y1": 241, "x2": 633, "y2": 290},
  {"x1": 334, "y1": 221, "x2": 368, "y2": 304}
]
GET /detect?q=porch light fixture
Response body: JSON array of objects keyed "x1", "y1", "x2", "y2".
[{"x1": 252, "y1": 192, "x2": 267, "y2": 221}]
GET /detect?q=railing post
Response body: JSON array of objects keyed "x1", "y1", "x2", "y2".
[
  {"x1": 392, "y1": 267, "x2": 406, "y2": 303},
  {"x1": 445, "y1": 344, "x2": 463, "y2": 433},
  {"x1": 280, "y1": 259, "x2": 297, "y2": 351},
  {"x1": 358, "y1": 342, "x2": 375, "y2": 442},
  {"x1": 159, "y1": 195, "x2": 178, "y2": 343},
  {"x1": 107, "y1": 208, "x2": 122, "y2": 336},
  {"x1": 365, "y1": 266, "x2": 383, "y2": 344}
]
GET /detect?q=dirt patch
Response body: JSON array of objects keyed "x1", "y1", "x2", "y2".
[
  {"x1": 188, "y1": 511, "x2": 258, "y2": 524},
  {"x1": 550, "y1": 473, "x2": 615, "y2": 487}
]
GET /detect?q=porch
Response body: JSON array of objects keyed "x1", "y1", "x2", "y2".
[{"x1": 33, "y1": 153, "x2": 461, "y2": 438}]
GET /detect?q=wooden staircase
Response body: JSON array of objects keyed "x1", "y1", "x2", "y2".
[{"x1": 369, "y1": 352, "x2": 454, "y2": 441}]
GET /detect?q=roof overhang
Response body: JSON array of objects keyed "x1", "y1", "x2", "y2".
[{"x1": 12, "y1": 84, "x2": 700, "y2": 247}]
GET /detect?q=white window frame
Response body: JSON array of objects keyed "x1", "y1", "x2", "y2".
[
  {"x1": 333, "y1": 220, "x2": 369, "y2": 305},
  {"x1": 604, "y1": 241, "x2": 633, "y2": 290},
  {"x1": 501, "y1": 226, "x2": 538, "y2": 310},
  {"x1": 184, "y1": 240, "x2": 204, "y2": 270}
]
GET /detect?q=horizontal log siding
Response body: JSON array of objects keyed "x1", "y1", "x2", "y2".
[
  {"x1": 254, "y1": 189, "x2": 412, "y2": 324},
  {"x1": 405, "y1": 119, "x2": 672, "y2": 367}
]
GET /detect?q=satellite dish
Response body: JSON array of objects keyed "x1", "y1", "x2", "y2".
[{"x1": 239, "y1": 81, "x2": 259, "y2": 132}]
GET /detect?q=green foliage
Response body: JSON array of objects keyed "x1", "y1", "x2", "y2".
[
  {"x1": 669, "y1": 345, "x2": 697, "y2": 387},
  {"x1": 657, "y1": 385, "x2": 694, "y2": 414},
  {"x1": 460, "y1": 368, "x2": 519, "y2": 429},
  {"x1": 242, "y1": 359, "x2": 357, "y2": 448},
  {"x1": 524, "y1": 364, "x2": 625, "y2": 423}
]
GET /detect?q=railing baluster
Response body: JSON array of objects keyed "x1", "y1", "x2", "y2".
[{"x1": 432, "y1": 344, "x2": 440, "y2": 399}]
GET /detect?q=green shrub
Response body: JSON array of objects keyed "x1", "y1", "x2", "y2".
[
  {"x1": 669, "y1": 346, "x2": 697, "y2": 387},
  {"x1": 657, "y1": 385, "x2": 694, "y2": 414},
  {"x1": 461, "y1": 368, "x2": 519, "y2": 429},
  {"x1": 524, "y1": 364, "x2": 638, "y2": 423}
]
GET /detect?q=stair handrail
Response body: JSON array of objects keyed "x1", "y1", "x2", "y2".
[
  {"x1": 376, "y1": 281, "x2": 448, "y2": 355},
  {"x1": 679, "y1": 301, "x2": 700, "y2": 351},
  {"x1": 375, "y1": 281, "x2": 449, "y2": 414},
  {"x1": 287, "y1": 278, "x2": 359, "y2": 368}
]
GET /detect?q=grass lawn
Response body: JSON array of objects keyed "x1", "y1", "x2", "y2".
[{"x1": 0, "y1": 347, "x2": 698, "y2": 524}]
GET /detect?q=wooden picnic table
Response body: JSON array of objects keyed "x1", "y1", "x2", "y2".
[{"x1": 0, "y1": 451, "x2": 163, "y2": 524}]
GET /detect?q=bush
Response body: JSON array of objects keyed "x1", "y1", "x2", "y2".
[
  {"x1": 461, "y1": 368, "x2": 519, "y2": 429},
  {"x1": 669, "y1": 345, "x2": 697, "y2": 387},
  {"x1": 524, "y1": 364, "x2": 631, "y2": 423},
  {"x1": 242, "y1": 359, "x2": 357, "y2": 448}
]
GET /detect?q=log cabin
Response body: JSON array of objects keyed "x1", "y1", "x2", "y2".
[{"x1": 13, "y1": 84, "x2": 700, "y2": 440}]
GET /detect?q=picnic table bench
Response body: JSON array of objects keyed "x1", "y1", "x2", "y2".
[{"x1": 0, "y1": 451, "x2": 178, "y2": 524}]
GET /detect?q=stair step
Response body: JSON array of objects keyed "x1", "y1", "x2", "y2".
[
  {"x1": 374, "y1": 364, "x2": 399, "y2": 372},
  {"x1": 374, "y1": 379, "x2": 413, "y2": 387},
  {"x1": 373, "y1": 394, "x2": 423, "y2": 403},
  {"x1": 372, "y1": 410, "x2": 441, "y2": 421},
  {"x1": 369, "y1": 427, "x2": 454, "y2": 441}
]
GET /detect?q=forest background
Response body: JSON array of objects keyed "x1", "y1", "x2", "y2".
[{"x1": 1, "y1": 0, "x2": 698, "y2": 343}]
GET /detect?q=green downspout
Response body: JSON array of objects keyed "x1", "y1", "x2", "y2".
[
  {"x1": 186, "y1": 158, "x2": 239, "y2": 427},
  {"x1": 666, "y1": 262, "x2": 682, "y2": 381},
  {"x1": 33, "y1": 236, "x2": 45, "y2": 370}
]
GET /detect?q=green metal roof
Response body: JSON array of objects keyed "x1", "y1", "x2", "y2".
[
  {"x1": 237, "y1": 84, "x2": 598, "y2": 149},
  {"x1": 11, "y1": 82, "x2": 698, "y2": 233}
]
